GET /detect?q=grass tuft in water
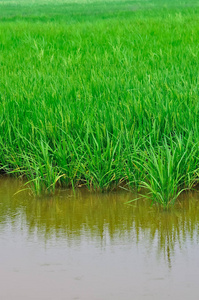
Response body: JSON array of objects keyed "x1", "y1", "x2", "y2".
[{"x1": 131, "y1": 136, "x2": 198, "y2": 208}]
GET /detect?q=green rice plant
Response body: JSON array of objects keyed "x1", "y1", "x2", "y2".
[
  {"x1": 130, "y1": 135, "x2": 198, "y2": 208},
  {"x1": 76, "y1": 130, "x2": 124, "y2": 191}
]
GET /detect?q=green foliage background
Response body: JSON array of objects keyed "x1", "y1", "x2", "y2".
[{"x1": 0, "y1": 0, "x2": 199, "y2": 206}]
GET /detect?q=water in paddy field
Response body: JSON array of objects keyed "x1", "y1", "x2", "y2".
[{"x1": 1, "y1": 177, "x2": 199, "y2": 300}]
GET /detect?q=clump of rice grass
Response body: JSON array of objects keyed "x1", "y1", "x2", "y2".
[{"x1": 129, "y1": 135, "x2": 198, "y2": 208}]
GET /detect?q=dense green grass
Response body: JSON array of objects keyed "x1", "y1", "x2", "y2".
[{"x1": 0, "y1": 0, "x2": 199, "y2": 206}]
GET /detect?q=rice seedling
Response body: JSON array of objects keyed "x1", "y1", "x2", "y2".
[{"x1": 129, "y1": 135, "x2": 198, "y2": 208}]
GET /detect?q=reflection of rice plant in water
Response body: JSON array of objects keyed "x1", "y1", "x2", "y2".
[
  {"x1": 0, "y1": 0, "x2": 199, "y2": 205},
  {"x1": 1, "y1": 178, "x2": 199, "y2": 267}
]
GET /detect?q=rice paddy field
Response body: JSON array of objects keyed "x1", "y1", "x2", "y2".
[{"x1": 0, "y1": 0, "x2": 199, "y2": 206}]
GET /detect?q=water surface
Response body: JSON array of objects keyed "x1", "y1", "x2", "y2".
[{"x1": 1, "y1": 177, "x2": 199, "y2": 299}]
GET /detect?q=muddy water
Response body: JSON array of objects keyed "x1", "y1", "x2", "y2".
[{"x1": 1, "y1": 177, "x2": 199, "y2": 299}]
